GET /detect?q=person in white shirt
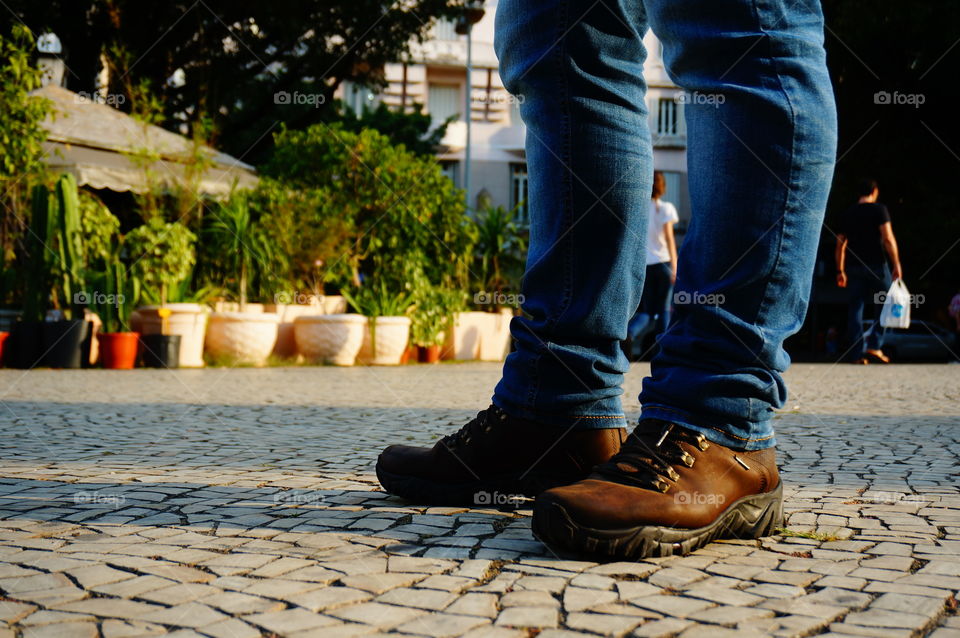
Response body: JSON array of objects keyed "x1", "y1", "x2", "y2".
[{"x1": 627, "y1": 171, "x2": 679, "y2": 354}]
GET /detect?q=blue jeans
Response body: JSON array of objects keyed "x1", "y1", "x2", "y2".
[
  {"x1": 491, "y1": 0, "x2": 837, "y2": 450},
  {"x1": 845, "y1": 263, "x2": 891, "y2": 359},
  {"x1": 628, "y1": 262, "x2": 674, "y2": 340}
]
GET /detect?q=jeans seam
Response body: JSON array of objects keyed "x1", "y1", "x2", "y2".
[
  {"x1": 528, "y1": 0, "x2": 575, "y2": 415},
  {"x1": 746, "y1": 0, "x2": 800, "y2": 424}
]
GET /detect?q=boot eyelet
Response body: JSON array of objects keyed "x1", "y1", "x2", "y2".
[
  {"x1": 653, "y1": 478, "x2": 670, "y2": 493},
  {"x1": 665, "y1": 467, "x2": 680, "y2": 481},
  {"x1": 680, "y1": 452, "x2": 695, "y2": 467},
  {"x1": 695, "y1": 434, "x2": 710, "y2": 451}
]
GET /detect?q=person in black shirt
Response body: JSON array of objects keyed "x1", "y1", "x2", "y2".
[{"x1": 835, "y1": 179, "x2": 903, "y2": 363}]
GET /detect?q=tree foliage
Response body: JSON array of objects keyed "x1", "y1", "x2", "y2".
[{"x1": 2, "y1": 0, "x2": 460, "y2": 161}]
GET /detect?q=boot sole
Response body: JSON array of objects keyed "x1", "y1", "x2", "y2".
[
  {"x1": 532, "y1": 481, "x2": 784, "y2": 560},
  {"x1": 376, "y1": 462, "x2": 575, "y2": 507}
]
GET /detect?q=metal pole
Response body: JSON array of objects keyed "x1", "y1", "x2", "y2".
[{"x1": 464, "y1": 26, "x2": 472, "y2": 211}]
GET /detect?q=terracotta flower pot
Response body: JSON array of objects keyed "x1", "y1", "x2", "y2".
[
  {"x1": 98, "y1": 332, "x2": 140, "y2": 369},
  {"x1": 418, "y1": 344, "x2": 441, "y2": 364},
  {"x1": 0, "y1": 331, "x2": 8, "y2": 367}
]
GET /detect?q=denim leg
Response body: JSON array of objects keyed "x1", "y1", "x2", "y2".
[
  {"x1": 492, "y1": 0, "x2": 651, "y2": 429},
  {"x1": 866, "y1": 265, "x2": 892, "y2": 351},
  {"x1": 638, "y1": 0, "x2": 838, "y2": 449},
  {"x1": 845, "y1": 270, "x2": 869, "y2": 359},
  {"x1": 641, "y1": 262, "x2": 673, "y2": 335}
]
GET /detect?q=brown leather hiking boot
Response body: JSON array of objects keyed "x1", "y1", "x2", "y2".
[
  {"x1": 376, "y1": 405, "x2": 626, "y2": 506},
  {"x1": 532, "y1": 419, "x2": 783, "y2": 560}
]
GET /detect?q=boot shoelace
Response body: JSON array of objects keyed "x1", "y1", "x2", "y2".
[
  {"x1": 439, "y1": 406, "x2": 505, "y2": 451},
  {"x1": 593, "y1": 421, "x2": 710, "y2": 493}
]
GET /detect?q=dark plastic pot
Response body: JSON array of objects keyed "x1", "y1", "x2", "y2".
[
  {"x1": 98, "y1": 332, "x2": 140, "y2": 369},
  {"x1": 3, "y1": 321, "x2": 43, "y2": 369},
  {"x1": 140, "y1": 334, "x2": 181, "y2": 368},
  {"x1": 418, "y1": 344, "x2": 441, "y2": 364},
  {"x1": 41, "y1": 320, "x2": 92, "y2": 368}
]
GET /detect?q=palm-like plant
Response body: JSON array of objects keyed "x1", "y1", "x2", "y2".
[
  {"x1": 203, "y1": 194, "x2": 274, "y2": 311},
  {"x1": 475, "y1": 204, "x2": 527, "y2": 299}
]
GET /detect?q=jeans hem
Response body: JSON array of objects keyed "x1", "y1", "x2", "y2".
[
  {"x1": 492, "y1": 396, "x2": 628, "y2": 430},
  {"x1": 640, "y1": 405, "x2": 776, "y2": 451}
]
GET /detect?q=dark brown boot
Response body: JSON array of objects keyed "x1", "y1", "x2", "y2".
[
  {"x1": 376, "y1": 405, "x2": 626, "y2": 506},
  {"x1": 532, "y1": 419, "x2": 783, "y2": 560}
]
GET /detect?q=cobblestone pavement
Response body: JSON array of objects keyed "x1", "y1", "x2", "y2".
[{"x1": 1, "y1": 363, "x2": 959, "y2": 638}]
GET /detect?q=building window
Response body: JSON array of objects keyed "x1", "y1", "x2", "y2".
[
  {"x1": 434, "y1": 19, "x2": 459, "y2": 41},
  {"x1": 428, "y1": 83, "x2": 461, "y2": 126},
  {"x1": 657, "y1": 97, "x2": 679, "y2": 136},
  {"x1": 341, "y1": 81, "x2": 376, "y2": 115},
  {"x1": 440, "y1": 160, "x2": 459, "y2": 187},
  {"x1": 511, "y1": 163, "x2": 529, "y2": 225}
]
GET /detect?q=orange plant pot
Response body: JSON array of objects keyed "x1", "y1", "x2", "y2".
[
  {"x1": 418, "y1": 344, "x2": 441, "y2": 364},
  {"x1": 0, "y1": 331, "x2": 8, "y2": 367},
  {"x1": 98, "y1": 332, "x2": 140, "y2": 369}
]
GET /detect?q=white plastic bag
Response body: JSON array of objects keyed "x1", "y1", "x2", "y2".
[{"x1": 880, "y1": 279, "x2": 911, "y2": 329}]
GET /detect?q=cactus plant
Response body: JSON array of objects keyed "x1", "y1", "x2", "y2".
[
  {"x1": 21, "y1": 183, "x2": 56, "y2": 322},
  {"x1": 53, "y1": 173, "x2": 85, "y2": 319}
]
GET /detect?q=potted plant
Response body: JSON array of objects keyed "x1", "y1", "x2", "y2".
[
  {"x1": 202, "y1": 194, "x2": 279, "y2": 366},
  {"x1": 343, "y1": 281, "x2": 412, "y2": 366},
  {"x1": 443, "y1": 205, "x2": 525, "y2": 361},
  {"x1": 125, "y1": 217, "x2": 200, "y2": 368},
  {"x1": 6, "y1": 174, "x2": 94, "y2": 369},
  {"x1": 411, "y1": 284, "x2": 463, "y2": 364},
  {"x1": 89, "y1": 246, "x2": 139, "y2": 369}
]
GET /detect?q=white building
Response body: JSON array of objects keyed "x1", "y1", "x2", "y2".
[{"x1": 340, "y1": 1, "x2": 690, "y2": 228}]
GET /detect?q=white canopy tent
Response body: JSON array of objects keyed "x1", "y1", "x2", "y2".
[{"x1": 34, "y1": 86, "x2": 258, "y2": 196}]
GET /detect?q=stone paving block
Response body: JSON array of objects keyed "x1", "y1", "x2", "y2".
[
  {"x1": 246, "y1": 607, "x2": 342, "y2": 633},
  {"x1": 445, "y1": 592, "x2": 499, "y2": 618},
  {"x1": 139, "y1": 583, "x2": 223, "y2": 606},
  {"x1": 396, "y1": 613, "x2": 490, "y2": 637},
  {"x1": 566, "y1": 612, "x2": 647, "y2": 635},
  {"x1": 563, "y1": 587, "x2": 618, "y2": 612},
  {"x1": 617, "y1": 581, "x2": 664, "y2": 600},
  {"x1": 194, "y1": 617, "x2": 263, "y2": 638},
  {"x1": 54, "y1": 599, "x2": 166, "y2": 620},
  {"x1": 630, "y1": 595, "x2": 716, "y2": 618},
  {"x1": 21, "y1": 622, "x2": 98, "y2": 638},
  {"x1": 870, "y1": 592, "x2": 947, "y2": 617},
  {"x1": 500, "y1": 590, "x2": 559, "y2": 608},
  {"x1": 495, "y1": 606, "x2": 559, "y2": 629},
  {"x1": 340, "y1": 572, "x2": 428, "y2": 594},
  {"x1": 647, "y1": 567, "x2": 708, "y2": 589},
  {"x1": 99, "y1": 619, "x2": 168, "y2": 637},
  {"x1": 826, "y1": 622, "x2": 913, "y2": 637},
  {"x1": 630, "y1": 617, "x2": 694, "y2": 637},
  {"x1": 842, "y1": 608, "x2": 933, "y2": 630},
  {"x1": 0, "y1": 600, "x2": 37, "y2": 624},
  {"x1": 377, "y1": 586, "x2": 457, "y2": 611},
  {"x1": 200, "y1": 590, "x2": 286, "y2": 614},
  {"x1": 686, "y1": 605, "x2": 775, "y2": 626},
  {"x1": 243, "y1": 577, "x2": 325, "y2": 598}
]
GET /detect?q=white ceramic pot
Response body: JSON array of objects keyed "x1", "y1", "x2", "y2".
[
  {"x1": 319, "y1": 295, "x2": 347, "y2": 314},
  {"x1": 443, "y1": 309, "x2": 514, "y2": 361},
  {"x1": 205, "y1": 311, "x2": 280, "y2": 366},
  {"x1": 213, "y1": 301, "x2": 266, "y2": 314},
  {"x1": 357, "y1": 316, "x2": 412, "y2": 366},
  {"x1": 135, "y1": 303, "x2": 209, "y2": 368},
  {"x1": 294, "y1": 314, "x2": 367, "y2": 365},
  {"x1": 269, "y1": 303, "x2": 323, "y2": 358},
  {"x1": 478, "y1": 308, "x2": 515, "y2": 361}
]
